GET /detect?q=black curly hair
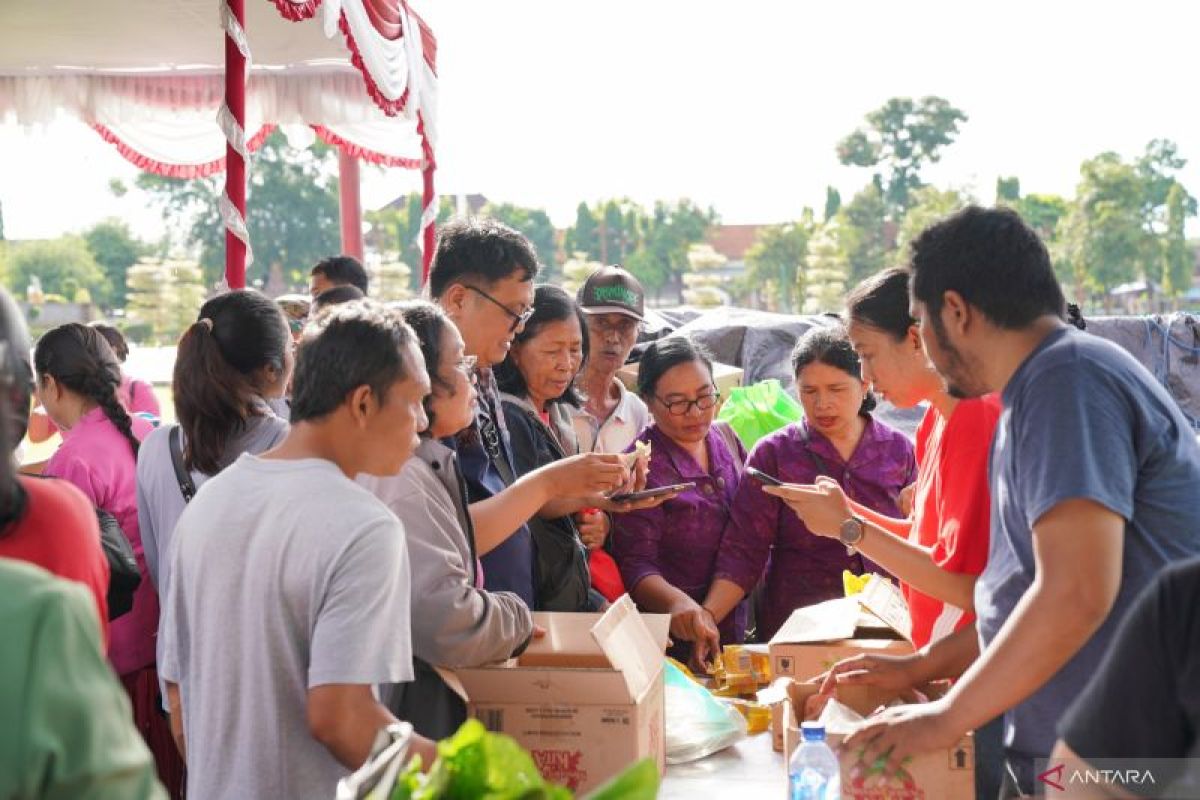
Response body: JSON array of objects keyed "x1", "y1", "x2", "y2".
[{"x1": 35, "y1": 323, "x2": 140, "y2": 457}]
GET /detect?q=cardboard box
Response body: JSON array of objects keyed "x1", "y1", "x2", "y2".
[
  {"x1": 768, "y1": 577, "x2": 914, "y2": 681},
  {"x1": 454, "y1": 596, "x2": 670, "y2": 794},
  {"x1": 781, "y1": 681, "x2": 975, "y2": 799},
  {"x1": 617, "y1": 359, "x2": 743, "y2": 405}
]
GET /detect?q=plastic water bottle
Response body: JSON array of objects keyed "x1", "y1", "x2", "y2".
[{"x1": 789, "y1": 721, "x2": 841, "y2": 800}]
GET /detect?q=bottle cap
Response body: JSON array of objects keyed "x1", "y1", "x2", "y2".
[{"x1": 801, "y1": 721, "x2": 826, "y2": 742}]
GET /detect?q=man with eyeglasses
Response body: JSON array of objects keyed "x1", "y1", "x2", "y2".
[
  {"x1": 573, "y1": 266, "x2": 651, "y2": 454},
  {"x1": 430, "y1": 219, "x2": 629, "y2": 608}
]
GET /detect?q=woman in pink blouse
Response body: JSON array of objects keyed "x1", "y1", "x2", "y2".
[{"x1": 34, "y1": 322, "x2": 180, "y2": 796}]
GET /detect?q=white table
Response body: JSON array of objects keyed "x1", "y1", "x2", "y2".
[{"x1": 660, "y1": 731, "x2": 785, "y2": 799}]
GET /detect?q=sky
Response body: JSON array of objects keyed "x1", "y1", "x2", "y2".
[{"x1": 2, "y1": 0, "x2": 1198, "y2": 242}]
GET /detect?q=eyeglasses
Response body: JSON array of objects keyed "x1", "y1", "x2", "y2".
[
  {"x1": 466, "y1": 286, "x2": 534, "y2": 333},
  {"x1": 655, "y1": 392, "x2": 721, "y2": 416}
]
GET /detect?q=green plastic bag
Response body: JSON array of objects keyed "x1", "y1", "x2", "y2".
[{"x1": 717, "y1": 379, "x2": 803, "y2": 450}]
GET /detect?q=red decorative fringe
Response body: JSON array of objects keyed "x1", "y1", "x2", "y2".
[
  {"x1": 264, "y1": 0, "x2": 322, "y2": 22},
  {"x1": 91, "y1": 124, "x2": 275, "y2": 178},
  {"x1": 337, "y1": 11, "x2": 410, "y2": 117},
  {"x1": 310, "y1": 124, "x2": 422, "y2": 169}
]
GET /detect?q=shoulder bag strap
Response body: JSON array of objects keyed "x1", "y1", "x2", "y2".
[{"x1": 168, "y1": 426, "x2": 198, "y2": 503}]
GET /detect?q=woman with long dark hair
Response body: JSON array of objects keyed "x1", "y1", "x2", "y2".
[
  {"x1": 137, "y1": 289, "x2": 292, "y2": 591},
  {"x1": 33, "y1": 321, "x2": 178, "y2": 790}
]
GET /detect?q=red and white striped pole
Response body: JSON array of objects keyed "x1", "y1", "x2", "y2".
[
  {"x1": 417, "y1": 110, "x2": 436, "y2": 285},
  {"x1": 220, "y1": 0, "x2": 250, "y2": 289}
]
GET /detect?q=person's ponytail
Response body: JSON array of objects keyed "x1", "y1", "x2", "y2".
[{"x1": 173, "y1": 291, "x2": 290, "y2": 474}]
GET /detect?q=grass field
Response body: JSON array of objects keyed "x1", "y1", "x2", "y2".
[{"x1": 20, "y1": 385, "x2": 175, "y2": 465}]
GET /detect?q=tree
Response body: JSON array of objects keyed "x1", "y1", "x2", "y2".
[
  {"x1": 681, "y1": 243, "x2": 728, "y2": 307},
  {"x1": 137, "y1": 130, "x2": 340, "y2": 289},
  {"x1": 1059, "y1": 153, "x2": 1146, "y2": 306},
  {"x1": 803, "y1": 222, "x2": 850, "y2": 314},
  {"x1": 83, "y1": 219, "x2": 146, "y2": 309},
  {"x1": 836, "y1": 181, "x2": 890, "y2": 285},
  {"x1": 836, "y1": 97, "x2": 968, "y2": 220},
  {"x1": 823, "y1": 187, "x2": 842, "y2": 223},
  {"x1": 125, "y1": 257, "x2": 207, "y2": 344},
  {"x1": 366, "y1": 193, "x2": 455, "y2": 292},
  {"x1": 896, "y1": 186, "x2": 972, "y2": 255},
  {"x1": 564, "y1": 202, "x2": 600, "y2": 261},
  {"x1": 1014, "y1": 194, "x2": 1069, "y2": 240},
  {"x1": 625, "y1": 200, "x2": 715, "y2": 302},
  {"x1": 995, "y1": 176, "x2": 1021, "y2": 204},
  {"x1": 1162, "y1": 183, "x2": 1192, "y2": 299},
  {"x1": 743, "y1": 217, "x2": 812, "y2": 312},
  {"x1": 482, "y1": 202, "x2": 559, "y2": 272},
  {"x1": 6, "y1": 237, "x2": 107, "y2": 303}
]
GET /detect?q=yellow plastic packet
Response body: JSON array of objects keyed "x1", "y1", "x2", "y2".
[
  {"x1": 843, "y1": 570, "x2": 872, "y2": 597},
  {"x1": 709, "y1": 645, "x2": 773, "y2": 697},
  {"x1": 720, "y1": 697, "x2": 772, "y2": 734}
]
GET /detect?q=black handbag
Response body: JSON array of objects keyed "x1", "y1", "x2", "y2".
[{"x1": 97, "y1": 507, "x2": 141, "y2": 620}]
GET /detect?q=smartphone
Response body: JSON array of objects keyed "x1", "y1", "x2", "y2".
[
  {"x1": 746, "y1": 467, "x2": 783, "y2": 487},
  {"x1": 609, "y1": 482, "x2": 695, "y2": 503}
]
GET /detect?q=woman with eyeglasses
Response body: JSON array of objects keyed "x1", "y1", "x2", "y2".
[
  {"x1": 360, "y1": 301, "x2": 534, "y2": 739},
  {"x1": 701, "y1": 326, "x2": 917, "y2": 646},
  {"x1": 611, "y1": 336, "x2": 747, "y2": 667}
]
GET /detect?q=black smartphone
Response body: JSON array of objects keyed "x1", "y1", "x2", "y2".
[
  {"x1": 609, "y1": 482, "x2": 695, "y2": 503},
  {"x1": 746, "y1": 467, "x2": 783, "y2": 487}
]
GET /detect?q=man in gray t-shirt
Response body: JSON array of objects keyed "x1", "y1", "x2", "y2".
[
  {"x1": 843, "y1": 207, "x2": 1200, "y2": 797},
  {"x1": 159, "y1": 302, "x2": 436, "y2": 799}
]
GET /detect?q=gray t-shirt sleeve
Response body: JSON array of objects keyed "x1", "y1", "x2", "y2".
[
  {"x1": 308, "y1": 514, "x2": 413, "y2": 687},
  {"x1": 1014, "y1": 361, "x2": 1137, "y2": 527}
]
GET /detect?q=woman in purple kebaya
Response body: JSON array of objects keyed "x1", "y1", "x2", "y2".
[
  {"x1": 612, "y1": 337, "x2": 747, "y2": 666},
  {"x1": 702, "y1": 326, "x2": 917, "y2": 643}
]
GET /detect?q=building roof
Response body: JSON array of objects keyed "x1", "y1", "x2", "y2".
[{"x1": 706, "y1": 225, "x2": 763, "y2": 261}]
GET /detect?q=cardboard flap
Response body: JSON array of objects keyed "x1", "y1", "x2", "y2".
[
  {"x1": 769, "y1": 597, "x2": 860, "y2": 644},
  {"x1": 589, "y1": 595, "x2": 665, "y2": 699},
  {"x1": 857, "y1": 574, "x2": 913, "y2": 642}
]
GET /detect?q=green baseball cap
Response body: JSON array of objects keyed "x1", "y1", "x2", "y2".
[{"x1": 577, "y1": 265, "x2": 645, "y2": 320}]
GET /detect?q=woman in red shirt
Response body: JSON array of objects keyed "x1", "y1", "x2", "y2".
[{"x1": 0, "y1": 289, "x2": 109, "y2": 637}]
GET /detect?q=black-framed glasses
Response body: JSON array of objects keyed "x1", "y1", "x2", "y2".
[
  {"x1": 655, "y1": 392, "x2": 721, "y2": 416},
  {"x1": 466, "y1": 286, "x2": 534, "y2": 332}
]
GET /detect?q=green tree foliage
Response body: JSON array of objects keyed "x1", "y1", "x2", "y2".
[
  {"x1": 564, "y1": 202, "x2": 600, "y2": 261},
  {"x1": 836, "y1": 181, "x2": 890, "y2": 285},
  {"x1": 995, "y1": 176, "x2": 1021, "y2": 204},
  {"x1": 624, "y1": 200, "x2": 715, "y2": 301},
  {"x1": 83, "y1": 219, "x2": 146, "y2": 308},
  {"x1": 124, "y1": 257, "x2": 206, "y2": 344},
  {"x1": 836, "y1": 97, "x2": 968, "y2": 220},
  {"x1": 896, "y1": 186, "x2": 972, "y2": 255},
  {"x1": 365, "y1": 193, "x2": 455, "y2": 292},
  {"x1": 481, "y1": 202, "x2": 559, "y2": 272},
  {"x1": 1163, "y1": 183, "x2": 1193, "y2": 298},
  {"x1": 137, "y1": 131, "x2": 340, "y2": 288},
  {"x1": 823, "y1": 187, "x2": 842, "y2": 223},
  {"x1": 743, "y1": 218, "x2": 812, "y2": 313},
  {"x1": 6, "y1": 237, "x2": 106, "y2": 304}
]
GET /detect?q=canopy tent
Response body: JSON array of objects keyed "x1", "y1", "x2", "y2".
[{"x1": 0, "y1": 0, "x2": 438, "y2": 288}]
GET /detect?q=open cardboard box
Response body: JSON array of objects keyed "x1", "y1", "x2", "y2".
[
  {"x1": 768, "y1": 575, "x2": 915, "y2": 682},
  {"x1": 453, "y1": 596, "x2": 670, "y2": 794},
  {"x1": 780, "y1": 680, "x2": 975, "y2": 799}
]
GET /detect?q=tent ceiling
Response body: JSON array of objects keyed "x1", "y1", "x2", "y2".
[{"x1": 0, "y1": 0, "x2": 348, "y2": 74}]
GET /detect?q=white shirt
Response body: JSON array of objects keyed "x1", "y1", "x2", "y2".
[{"x1": 570, "y1": 378, "x2": 651, "y2": 454}]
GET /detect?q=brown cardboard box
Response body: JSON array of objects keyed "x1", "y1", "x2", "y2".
[
  {"x1": 768, "y1": 577, "x2": 915, "y2": 681},
  {"x1": 616, "y1": 359, "x2": 743, "y2": 404},
  {"x1": 454, "y1": 596, "x2": 670, "y2": 794},
  {"x1": 782, "y1": 681, "x2": 976, "y2": 799}
]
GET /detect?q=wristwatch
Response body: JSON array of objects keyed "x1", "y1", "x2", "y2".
[{"x1": 838, "y1": 516, "x2": 867, "y2": 555}]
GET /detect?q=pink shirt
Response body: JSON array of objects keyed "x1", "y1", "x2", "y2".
[{"x1": 44, "y1": 407, "x2": 156, "y2": 676}]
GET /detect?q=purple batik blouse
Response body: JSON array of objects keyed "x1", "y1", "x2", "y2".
[
  {"x1": 612, "y1": 422, "x2": 749, "y2": 651},
  {"x1": 715, "y1": 415, "x2": 917, "y2": 642}
]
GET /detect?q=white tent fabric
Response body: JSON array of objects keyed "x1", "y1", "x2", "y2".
[{"x1": 0, "y1": 0, "x2": 436, "y2": 171}]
